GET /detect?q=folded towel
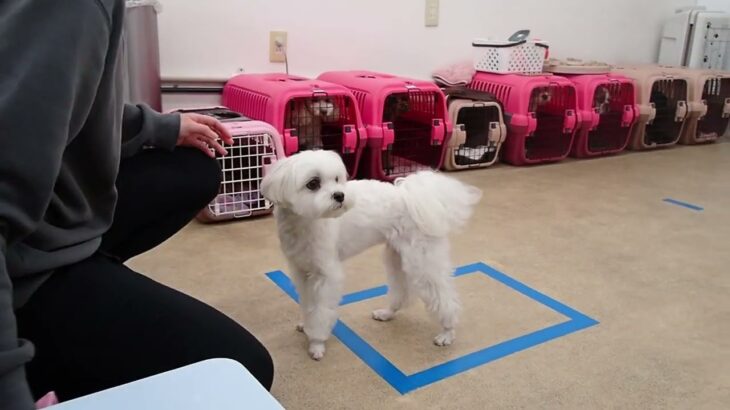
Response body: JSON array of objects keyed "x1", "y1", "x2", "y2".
[{"x1": 432, "y1": 60, "x2": 475, "y2": 87}]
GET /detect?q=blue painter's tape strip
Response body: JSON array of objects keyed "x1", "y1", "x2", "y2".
[
  {"x1": 332, "y1": 321, "x2": 410, "y2": 394},
  {"x1": 474, "y1": 263, "x2": 599, "y2": 324},
  {"x1": 341, "y1": 285, "x2": 388, "y2": 305},
  {"x1": 265, "y1": 262, "x2": 599, "y2": 395},
  {"x1": 663, "y1": 198, "x2": 704, "y2": 211}
]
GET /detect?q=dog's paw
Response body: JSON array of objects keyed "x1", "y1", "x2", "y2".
[
  {"x1": 433, "y1": 329, "x2": 455, "y2": 346},
  {"x1": 296, "y1": 323, "x2": 304, "y2": 333},
  {"x1": 308, "y1": 342, "x2": 326, "y2": 361},
  {"x1": 372, "y1": 308, "x2": 395, "y2": 322}
]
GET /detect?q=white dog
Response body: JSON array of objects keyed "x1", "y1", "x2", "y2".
[{"x1": 261, "y1": 150, "x2": 481, "y2": 360}]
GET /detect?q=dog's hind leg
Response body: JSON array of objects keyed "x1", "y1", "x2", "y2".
[
  {"x1": 400, "y1": 240, "x2": 461, "y2": 346},
  {"x1": 302, "y1": 267, "x2": 344, "y2": 360},
  {"x1": 372, "y1": 245, "x2": 409, "y2": 322}
]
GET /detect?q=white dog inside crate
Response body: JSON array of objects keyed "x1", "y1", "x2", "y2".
[{"x1": 261, "y1": 150, "x2": 482, "y2": 360}]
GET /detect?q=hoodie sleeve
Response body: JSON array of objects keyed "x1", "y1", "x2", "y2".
[
  {"x1": 121, "y1": 104, "x2": 181, "y2": 158},
  {"x1": 0, "y1": 1, "x2": 113, "y2": 408}
]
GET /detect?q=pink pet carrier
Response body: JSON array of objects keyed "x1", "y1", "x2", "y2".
[
  {"x1": 318, "y1": 71, "x2": 450, "y2": 181},
  {"x1": 469, "y1": 73, "x2": 578, "y2": 165},
  {"x1": 544, "y1": 59, "x2": 638, "y2": 158},
  {"x1": 222, "y1": 73, "x2": 366, "y2": 177},
  {"x1": 173, "y1": 107, "x2": 285, "y2": 223}
]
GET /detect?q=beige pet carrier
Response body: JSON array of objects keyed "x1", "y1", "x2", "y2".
[
  {"x1": 658, "y1": 67, "x2": 730, "y2": 144},
  {"x1": 611, "y1": 66, "x2": 690, "y2": 150},
  {"x1": 442, "y1": 86, "x2": 507, "y2": 170}
]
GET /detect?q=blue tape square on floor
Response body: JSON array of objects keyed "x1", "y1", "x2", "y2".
[{"x1": 266, "y1": 262, "x2": 598, "y2": 394}]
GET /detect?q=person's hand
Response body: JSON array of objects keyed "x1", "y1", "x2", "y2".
[{"x1": 177, "y1": 113, "x2": 234, "y2": 158}]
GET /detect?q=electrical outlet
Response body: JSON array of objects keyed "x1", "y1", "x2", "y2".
[
  {"x1": 425, "y1": 0, "x2": 439, "y2": 27},
  {"x1": 269, "y1": 31, "x2": 287, "y2": 63}
]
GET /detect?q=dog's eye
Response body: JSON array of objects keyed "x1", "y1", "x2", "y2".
[
  {"x1": 335, "y1": 176, "x2": 339, "y2": 183},
  {"x1": 306, "y1": 178, "x2": 321, "y2": 191}
]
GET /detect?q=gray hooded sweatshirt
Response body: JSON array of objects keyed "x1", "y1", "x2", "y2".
[{"x1": 0, "y1": 1, "x2": 180, "y2": 408}]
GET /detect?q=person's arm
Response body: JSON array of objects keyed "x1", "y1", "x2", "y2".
[
  {"x1": 122, "y1": 104, "x2": 233, "y2": 158},
  {"x1": 0, "y1": 1, "x2": 113, "y2": 408},
  {"x1": 121, "y1": 105, "x2": 235, "y2": 159},
  {"x1": 120, "y1": 104, "x2": 181, "y2": 158}
]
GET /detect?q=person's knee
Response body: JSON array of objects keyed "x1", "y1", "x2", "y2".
[
  {"x1": 176, "y1": 148, "x2": 222, "y2": 208},
  {"x1": 214, "y1": 328, "x2": 275, "y2": 390}
]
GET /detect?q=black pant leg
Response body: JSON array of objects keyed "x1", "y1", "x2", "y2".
[
  {"x1": 16, "y1": 254, "x2": 273, "y2": 401},
  {"x1": 101, "y1": 147, "x2": 222, "y2": 261}
]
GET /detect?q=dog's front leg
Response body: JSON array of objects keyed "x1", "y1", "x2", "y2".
[{"x1": 302, "y1": 265, "x2": 344, "y2": 360}]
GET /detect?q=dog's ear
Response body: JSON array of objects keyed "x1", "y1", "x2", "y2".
[{"x1": 261, "y1": 157, "x2": 295, "y2": 206}]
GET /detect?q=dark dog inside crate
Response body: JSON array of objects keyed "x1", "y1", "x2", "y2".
[
  {"x1": 454, "y1": 105, "x2": 501, "y2": 166},
  {"x1": 588, "y1": 82, "x2": 633, "y2": 152},
  {"x1": 699, "y1": 77, "x2": 730, "y2": 137},
  {"x1": 381, "y1": 92, "x2": 444, "y2": 176},
  {"x1": 285, "y1": 96, "x2": 354, "y2": 152},
  {"x1": 213, "y1": 134, "x2": 271, "y2": 216},
  {"x1": 645, "y1": 79, "x2": 687, "y2": 145},
  {"x1": 525, "y1": 85, "x2": 575, "y2": 160}
]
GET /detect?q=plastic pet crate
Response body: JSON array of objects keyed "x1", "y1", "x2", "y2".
[
  {"x1": 545, "y1": 59, "x2": 638, "y2": 157},
  {"x1": 318, "y1": 70, "x2": 450, "y2": 181},
  {"x1": 469, "y1": 72, "x2": 578, "y2": 165},
  {"x1": 222, "y1": 73, "x2": 366, "y2": 177},
  {"x1": 659, "y1": 66, "x2": 730, "y2": 144},
  {"x1": 173, "y1": 107, "x2": 285, "y2": 223},
  {"x1": 611, "y1": 66, "x2": 690, "y2": 150},
  {"x1": 441, "y1": 86, "x2": 507, "y2": 170}
]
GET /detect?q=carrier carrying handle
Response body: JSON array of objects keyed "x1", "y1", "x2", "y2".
[
  {"x1": 283, "y1": 128, "x2": 299, "y2": 156},
  {"x1": 563, "y1": 109, "x2": 577, "y2": 134},
  {"x1": 674, "y1": 101, "x2": 687, "y2": 122},
  {"x1": 381, "y1": 122, "x2": 395, "y2": 151},
  {"x1": 431, "y1": 119, "x2": 445, "y2": 145},
  {"x1": 621, "y1": 105, "x2": 635, "y2": 127},
  {"x1": 342, "y1": 125, "x2": 357, "y2": 154}
]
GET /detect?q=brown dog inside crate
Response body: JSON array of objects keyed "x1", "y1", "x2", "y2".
[
  {"x1": 381, "y1": 92, "x2": 444, "y2": 176},
  {"x1": 285, "y1": 96, "x2": 356, "y2": 152}
]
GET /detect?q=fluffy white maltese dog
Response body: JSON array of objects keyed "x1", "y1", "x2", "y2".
[{"x1": 261, "y1": 150, "x2": 482, "y2": 360}]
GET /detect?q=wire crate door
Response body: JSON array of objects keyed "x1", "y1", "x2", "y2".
[{"x1": 210, "y1": 133, "x2": 276, "y2": 219}]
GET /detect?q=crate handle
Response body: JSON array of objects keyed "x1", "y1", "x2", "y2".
[
  {"x1": 431, "y1": 119, "x2": 445, "y2": 146},
  {"x1": 342, "y1": 125, "x2": 357, "y2": 154},
  {"x1": 563, "y1": 109, "x2": 576, "y2": 134},
  {"x1": 646, "y1": 103, "x2": 657, "y2": 125},
  {"x1": 283, "y1": 128, "x2": 299, "y2": 156},
  {"x1": 621, "y1": 105, "x2": 635, "y2": 127},
  {"x1": 381, "y1": 122, "x2": 395, "y2": 151},
  {"x1": 589, "y1": 108, "x2": 601, "y2": 130},
  {"x1": 527, "y1": 112, "x2": 537, "y2": 136},
  {"x1": 452, "y1": 123, "x2": 467, "y2": 146},
  {"x1": 675, "y1": 101, "x2": 687, "y2": 122},
  {"x1": 696, "y1": 100, "x2": 708, "y2": 120},
  {"x1": 488, "y1": 121, "x2": 505, "y2": 143}
]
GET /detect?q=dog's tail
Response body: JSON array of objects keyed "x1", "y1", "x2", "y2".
[{"x1": 395, "y1": 171, "x2": 482, "y2": 237}]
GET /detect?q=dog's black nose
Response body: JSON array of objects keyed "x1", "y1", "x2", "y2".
[{"x1": 333, "y1": 192, "x2": 345, "y2": 203}]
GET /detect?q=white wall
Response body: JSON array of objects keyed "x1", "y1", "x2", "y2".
[
  {"x1": 156, "y1": 0, "x2": 697, "y2": 108},
  {"x1": 698, "y1": 0, "x2": 730, "y2": 13}
]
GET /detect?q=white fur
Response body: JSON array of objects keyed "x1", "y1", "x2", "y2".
[{"x1": 261, "y1": 150, "x2": 482, "y2": 360}]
